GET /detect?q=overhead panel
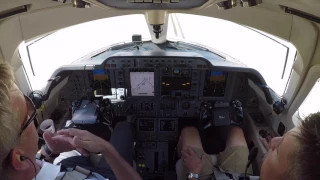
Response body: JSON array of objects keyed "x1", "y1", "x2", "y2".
[{"x1": 96, "y1": 0, "x2": 209, "y2": 9}]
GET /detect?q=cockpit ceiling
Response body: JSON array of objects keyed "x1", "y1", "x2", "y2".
[{"x1": 95, "y1": 0, "x2": 209, "y2": 10}]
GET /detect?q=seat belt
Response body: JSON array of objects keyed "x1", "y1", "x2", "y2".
[{"x1": 61, "y1": 166, "x2": 91, "y2": 180}]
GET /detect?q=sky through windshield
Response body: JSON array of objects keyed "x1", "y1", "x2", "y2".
[{"x1": 21, "y1": 13, "x2": 296, "y2": 95}]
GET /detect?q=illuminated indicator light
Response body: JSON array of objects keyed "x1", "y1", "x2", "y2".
[
  {"x1": 138, "y1": 164, "x2": 142, "y2": 167},
  {"x1": 186, "y1": 83, "x2": 190, "y2": 85},
  {"x1": 142, "y1": 164, "x2": 145, "y2": 167},
  {"x1": 162, "y1": 82, "x2": 166, "y2": 84},
  {"x1": 166, "y1": 84, "x2": 170, "y2": 86},
  {"x1": 182, "y1": 84, "x2": 186, "y2": 86}
]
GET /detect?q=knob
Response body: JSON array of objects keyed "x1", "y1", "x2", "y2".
[
  {"x1": 182, "y1": 102, "x2": 190, "y2": 110},
  {"x1": 173, "y1": 69, "x2": 180, "y2": 75},
  {"x1": 120, "y1": 95, "x2": 125, "y2": 100},
  {"x1": 183, "y1": 111, "x2": 188, "y2": 116}
]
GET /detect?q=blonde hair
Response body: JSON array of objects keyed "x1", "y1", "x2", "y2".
[{"x1": 0, "y1": 62, "x2": 21, "y2": 175}]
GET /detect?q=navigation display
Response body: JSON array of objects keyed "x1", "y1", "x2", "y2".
[
  {"x1": 203, "y1": 71, "x2": 228, "y2": 97},
  {"x1": 130, "y1": 72, "x2": 154, "y2": 96},
  {"x1": 92, "y1": 69, "x2": 112, "y2": 95}
]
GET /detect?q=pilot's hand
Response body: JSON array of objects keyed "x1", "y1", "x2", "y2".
[
  {"x1": 181, "y1": 146, "x2": 206, "y2": 174},
  {"x1": 259, "y1": 137, "x2": 270, "y2": 151},
  {"x1": 57, "y1": 128, "x2": 110, "y2": 155},
  {"x1": 43, "y1": 132, "x2": 88, "y2": 156}
]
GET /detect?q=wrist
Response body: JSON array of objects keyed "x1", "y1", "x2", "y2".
[
  {"x1": 189, "y1": 169, "x2": 200, "y2": 174},
  {"x1": 186, "y1": 172, "x2": 200, "y2": 179},
  {"x1": 47, "y1": 145, "x2": 58, "y2": 155},
  {"x1": 42, "y1": 144, "x2": 60, "y2": 158},
  {"x1": 101, "y1": 141, "x2": 113, "y2": 156}
]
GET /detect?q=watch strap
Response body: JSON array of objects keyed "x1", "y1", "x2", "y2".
[{"x1": 43, "y1": 144, "x2": 59, "y2": 158}]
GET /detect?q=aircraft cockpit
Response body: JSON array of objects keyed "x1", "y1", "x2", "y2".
[{"x1": 1, "y1": 0, "x2": 320, "y2": 180}]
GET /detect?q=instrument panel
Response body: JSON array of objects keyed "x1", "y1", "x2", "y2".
[
  {"x1": 60, "y1": 56, "x2": 256, "y2": 119},
  {"x1": 53, "y1": 54, "x2": 262, "y2": 180}
]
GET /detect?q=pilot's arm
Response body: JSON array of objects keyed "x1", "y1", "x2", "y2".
[
  {"x1": 181, "y1": 146, "x2": 206, "y2": 180},
  {"x1": 38, "y1": 131, "x2": 89, "y2": 163},
  {"x1": 58, "y1": 128, "x2": 142, "y2": 180}
]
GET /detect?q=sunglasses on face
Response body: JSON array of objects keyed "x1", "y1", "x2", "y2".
[{"x1": 19, "y1": 95, "x2": 38, "y2": 136}]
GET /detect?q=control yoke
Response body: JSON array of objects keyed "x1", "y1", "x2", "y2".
[{"x1": 201, "y1": 100, "x2": 244, "y2": 130}]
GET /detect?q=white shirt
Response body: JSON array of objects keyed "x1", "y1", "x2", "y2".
[{"x1": 34, "y1": 161, "x2": 106, "y2": 180}]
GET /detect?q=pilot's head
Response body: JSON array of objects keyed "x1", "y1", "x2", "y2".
[
  {"x1": 0, "y1": 62, "x2": 39, "y2": 180},
  {"x1": 261, "y1": 112, "x2": 320, "y2": 180}
]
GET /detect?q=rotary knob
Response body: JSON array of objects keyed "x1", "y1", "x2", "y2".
[
  {"x1": 173, "y1": 69, "x2": 180, "y2": 75},
  {"x1": 182, "y1": 102, "x2": 190, "y2": 110}
]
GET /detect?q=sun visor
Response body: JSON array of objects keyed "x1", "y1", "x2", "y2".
[{"x1": 96, "y1": 0, "x2": 209, "y2": 9}]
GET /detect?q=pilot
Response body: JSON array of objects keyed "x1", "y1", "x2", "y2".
[
  {"x1": 0, "y1": 62, "x2": 141, "y2": 180},
  {"x1": 177, "y1": 114, "x2": 320, "y2": 180}
]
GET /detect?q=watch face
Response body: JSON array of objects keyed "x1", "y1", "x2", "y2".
[{"x1": 187, "y1": 173, "x2": 199, "y2": 179}]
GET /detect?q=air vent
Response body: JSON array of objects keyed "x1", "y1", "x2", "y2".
[{"x1": 0, "y1": 5, "x2": 29, "y2": 21}]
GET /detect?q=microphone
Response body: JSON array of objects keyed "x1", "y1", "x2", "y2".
[{"x1": 240, "y1": 147, "x2": 258, "y2": 180}]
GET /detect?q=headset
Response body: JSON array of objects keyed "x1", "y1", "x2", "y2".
[{"x1": 20, "y1": 155, "x2": 37, "y2": 180}]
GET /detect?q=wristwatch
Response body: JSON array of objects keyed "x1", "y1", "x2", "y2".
[
  {"x1": 43, "y1": 144, "x2": 60, "y2": 158},
  {"x1": 187, "y1": 172, "x2": 200, "y2": 179}
]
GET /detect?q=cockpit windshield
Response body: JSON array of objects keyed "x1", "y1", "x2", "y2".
[
  {"x1": 167, "y1": 14, "x2": 296, "y2": 95},
  {"x1": 20, "y1": 13, "x2": 296, "y2": 95}
]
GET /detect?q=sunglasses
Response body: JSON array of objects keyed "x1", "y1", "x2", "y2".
[{"x1": 19, "y1": 95, "x2": 38, "y2": 136}]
